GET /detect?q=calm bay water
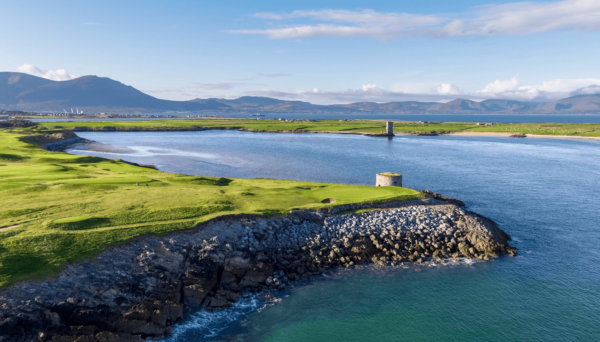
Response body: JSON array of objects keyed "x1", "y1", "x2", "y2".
[{"x1": 68, "y1": 131, "x2": 600, "y2": 341}]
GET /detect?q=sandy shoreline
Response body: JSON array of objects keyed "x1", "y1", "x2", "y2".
[
  {"x1": 441, "y1": 131, "x2": 600, "y2": 141},
  {"x1": 524, "y1": 134, "x2": 600, "y2": 141},
  {"x1": 446, "y1": 132, "x2": 514, "y2": 137}
]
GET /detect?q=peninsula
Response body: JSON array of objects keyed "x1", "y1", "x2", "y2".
[
  {"x1": 25, "y1": 117, "x2": 600, "y2": 139},
  {"x1": 1, "y1": 121, "x2": 516, "y2": 341}
]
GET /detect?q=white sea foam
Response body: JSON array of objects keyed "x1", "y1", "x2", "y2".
[{"x1": 159, "y1": 294, "x2": 262, "y2": 341}]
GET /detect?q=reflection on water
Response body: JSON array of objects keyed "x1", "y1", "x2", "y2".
[
  {"x1": 73, "y1": 142, "x2": 216, "y2": 160},
  {"x1": 69, "y1": 131, "x2": 600, "y2": 341}
]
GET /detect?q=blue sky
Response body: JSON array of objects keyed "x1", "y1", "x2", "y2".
[{"x1": 2, "y1": 0, "x2": 600, "y2": 104}]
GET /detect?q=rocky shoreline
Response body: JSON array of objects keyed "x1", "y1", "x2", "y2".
[
  {"x1": 43, "y1": 137, "x2": 91, "y2": 152},
  {"x1": 0, "y1": 197, "x2": 516, "y2": 342}
]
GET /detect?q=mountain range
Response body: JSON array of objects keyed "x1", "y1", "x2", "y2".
[{"x1": 2, "y1": 72, "x2": 600, "y2": 114}]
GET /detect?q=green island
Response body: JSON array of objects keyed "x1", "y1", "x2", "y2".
[
  {"x1": 25, "y1": 117, "x2": 600, "y2": 137},
  {"x1": 0, "y1": 127, "x2": 422, "y2": 287}
]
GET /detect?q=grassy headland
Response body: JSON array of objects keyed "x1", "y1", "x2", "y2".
[
  {"x1": 0, "y1": 128, "x2": 423, "y2": 287},
  {"x1": 1, "y1": 117, "x2": 597, "y2": 286},
  {"x1": 35, "y1": 118, "x2": 600, "y2": 137}
]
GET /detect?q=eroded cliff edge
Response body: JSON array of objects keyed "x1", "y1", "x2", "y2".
[{"x1": 0, "y1": 198, "x2": 516, "y2": 342}]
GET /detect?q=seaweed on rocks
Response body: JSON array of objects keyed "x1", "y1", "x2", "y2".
[{"x1": 0, "y1": 200, "x2": 516, "y2": 342}]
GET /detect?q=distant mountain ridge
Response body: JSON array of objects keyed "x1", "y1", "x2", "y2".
[
  {"x1": 2, "y1": 72, "x2": 600, "y2": 114},
  {"x1": 0, "y1": 73, "x2": 227, "y2": 113}
]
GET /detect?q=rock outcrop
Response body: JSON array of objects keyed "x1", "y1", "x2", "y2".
[
  {"x1": 18, "y1": 131, "x2": 90, "y2": 152},
  {"x1": 0, "y1": 200, "x2": 516, "y2": 341}
]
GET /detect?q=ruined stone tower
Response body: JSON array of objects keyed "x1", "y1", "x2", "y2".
[
  {"x1": 386, "y1": 121, "x2": 394, "y2": 136},
  {"x1": 376, "y1": 172, "x2": 402, "y2": 187}
]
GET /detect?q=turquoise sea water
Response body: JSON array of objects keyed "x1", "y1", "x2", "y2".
[{"x1": 69, "y1": 131, "x2": 600, "y2": 341}]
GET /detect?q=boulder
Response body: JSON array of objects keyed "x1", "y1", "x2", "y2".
[
  {"x1": 182, "y1": 265, "x2": 220, "y2": 305},
  {"x1": 458, "y1": 242, "x2": 472, "y2": 257},
  {"x1": 205, "y1": 297, "x2": 228, "y2": 308},
  {"x1": 94, "y1": 332, "x2": 144, "y2": 342},
  {"x1": 219, "y1": 272, "x2": 237, "y2": 286},
  {"x1": 183, "y1": 284, "x2": 211, "y2": 305}
]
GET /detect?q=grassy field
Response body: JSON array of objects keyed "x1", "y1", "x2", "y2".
[
  {"x1": 0, "y1": 128, "x2": 423, "y2": 287},
  {"x1": 32, "y1": 118, "x2": 600, "y2": 137}
]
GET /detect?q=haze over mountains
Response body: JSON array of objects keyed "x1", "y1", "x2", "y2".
[{"x1": 2, "y1": 72, "x2": 600, "y2": 114}]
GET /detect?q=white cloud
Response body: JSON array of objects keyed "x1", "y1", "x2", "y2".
[
  {"x1": 525, "y1": 78, "x2": 600, "y2": 93},
  {"x1": 436, "y1": 83, "x2": 463, "y2": 95},
  {"x1": 254, "y1": 9, "x2": 443, "y2": 26},
  {"x1": 243, "y1": 82, "x2": 468, "y2": 105},
  {"x1": 239, "y1": 77, "x2": 600, "y2": 105},
  {"x1": 362, "y1": 84, "x2": 378, "y2": 91},
  {"x1": 17, "y1": 64, "x2": 76, "y2": 81},
  {"x1": 230, "y1": 0, "x2": 600, "y2": 40},
  {"x1": 480, "y1": 77, "x2": 521, "y2": 93},
  {"x1": 476, "y1": 77, "x2": 600, "y2": 100},
  {"x1": 571, "y1": 84, "x2": 600, "y2": 95}
]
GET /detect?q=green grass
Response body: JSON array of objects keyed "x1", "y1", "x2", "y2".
[
  {"x1": 466, "y1": 122, "x2": 600, "y2": 137},
  {"x1": 27, "y1": 118, "x2": 600, "y2": 137},
  {"x1": 0, "y1": 129, "x2": 423, "y2": 287},
  {"x1": 378, "y1": 172, "x2": 402, "y2": 176}
]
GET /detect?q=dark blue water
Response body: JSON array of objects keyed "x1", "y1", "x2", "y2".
[
  {"x1": 69, "y1": 131, "x2": 600, "y2": 341},
  {"x1": 32, "y1": 114, "x2": 600, "y2": 123}
]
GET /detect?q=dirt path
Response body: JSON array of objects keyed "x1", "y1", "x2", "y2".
[{"x1": 0, "y1": 225, "x2": 19, "y2": 232}]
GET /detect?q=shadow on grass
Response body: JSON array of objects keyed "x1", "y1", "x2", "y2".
[
  {"x1": 166, "y1": 176, "x2": 232, "y2": 186},
  {"x1": 50, "y1": 217, "x2": 111, "y2": 231},
  {"x1": 0, "y1": 153, "x2": 29, "y2": 161}
]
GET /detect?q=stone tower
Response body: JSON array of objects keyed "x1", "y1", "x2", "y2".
[
  {"x1": 376, "y1": 172, "x2": 402, "y2": 187},
  {"x1": 386, "y1": 121, "x2": 394, "y2": 136}
]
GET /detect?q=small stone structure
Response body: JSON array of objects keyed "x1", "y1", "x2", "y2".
[
  {"x1": 376, "y1": 172, "x2": 402, "y2": 187},
  {"x1": 386, "y1": 121, "x2": 394, "y2": 136}
]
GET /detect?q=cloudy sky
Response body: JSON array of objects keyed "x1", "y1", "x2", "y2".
[{"x1": 2, "y1": 0, "x2": 600, "y2": 104}]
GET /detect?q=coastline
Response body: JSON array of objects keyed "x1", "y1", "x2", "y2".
[
  {"x1": 0, "y1": 197, "x2": 516, "y2": 341},
  {"x1": 524, "y1": 134, "x2": 600, "y2": 141},
  {"x1": 1, "y1": 130, "x2": 517, "y2": 341},
  {"x1": 442, "y1": 131, "x2": 600, "y2": 140},
  {"x1": 59, "y1": 125, "x2": 600, "y2": 142}
]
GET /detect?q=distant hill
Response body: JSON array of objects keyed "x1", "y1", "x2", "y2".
[
  {"x1": 2, "y1": 72, "x2": 600, "y2": 113},
  {"x1": 536, "y1": 94, "x2": 600, "y2": 112},
  {"x1": 195, "y1": 94, "x2": 600, "y2": 114},
  {"x1": 0, "y1": 73, "x2": 54, "y2": 106},
  {"x1": 0, "y1": 72, "x2": 228, "y2": 113}
]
